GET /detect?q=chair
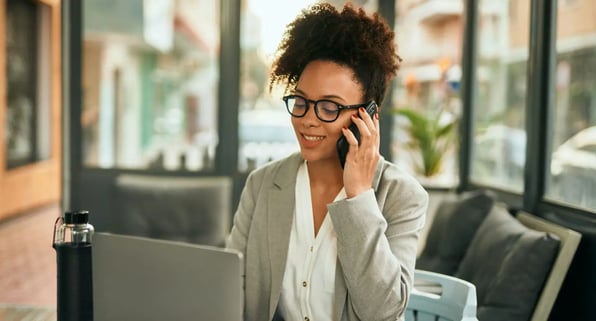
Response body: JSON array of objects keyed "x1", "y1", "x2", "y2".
[
  {"x1": 111, "y1": 174, "x2": 232, "y2": 246},
  {"x1": 516, "y1": 212, "x2": 581, "y2": 321},
  {"x1": 406, "y1": 270, "x2": 478, "y2": 321}
]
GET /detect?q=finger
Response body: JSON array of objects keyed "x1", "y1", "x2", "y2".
[
  {"x1": 351, "y1": 113, "x2": 372, "y2": 140},
  {"x1": 341, "y1": 126, "x2": 359, "y2": 148},
  {"x1": 359, "y1": 107, "x2": 376, "y2": 129},
  {"x1": 373, "y1": 112, "x2": 380, "y2": 144},
  {"x1": 353, "y1": 110, "x2": 379, "y2": 144}
]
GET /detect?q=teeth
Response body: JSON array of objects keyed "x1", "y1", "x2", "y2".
[{"x1": 304, "y1": 135, "x2": 324, "y2": 141}]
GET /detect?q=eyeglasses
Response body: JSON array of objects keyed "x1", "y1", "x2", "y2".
[{"x1": 282, "y1": 95, "x2": 371, "y2": 122}]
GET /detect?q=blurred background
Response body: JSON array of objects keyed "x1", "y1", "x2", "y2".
[{"x1": 1, "y1": 0, "x2": 595, "y2": 319}]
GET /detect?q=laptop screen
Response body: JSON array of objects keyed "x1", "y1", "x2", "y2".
[{"x1": 92, "y1": 232, "x2": 243, "y2": 321}]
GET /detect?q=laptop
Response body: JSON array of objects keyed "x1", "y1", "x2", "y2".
[{"x1": 92, "y1": 232, "x2": 244, "y2": 321}]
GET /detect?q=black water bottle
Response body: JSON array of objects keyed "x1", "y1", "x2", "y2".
[{"x1": 53, "y1": 210, "x2": 94, "y2": 321}]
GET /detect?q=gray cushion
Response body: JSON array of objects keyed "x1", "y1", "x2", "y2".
[
  {"x1": 113, "y1": 175, "x2": 232, "y2": 246},
  {"x1": 455, "y1": 205, "x2": 560, "y2": 321},
  {"x1": 417, "y1": 190, "x2": 495, "y2": 275}
]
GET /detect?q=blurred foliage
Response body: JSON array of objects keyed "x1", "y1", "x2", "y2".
[{"x1": 394, "y1": 108, "x2": 458, "y2": 177}]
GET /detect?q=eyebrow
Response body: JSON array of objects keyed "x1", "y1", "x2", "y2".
[{"x1": 294, "y1": 88, "x2": 346, "y2": 103}]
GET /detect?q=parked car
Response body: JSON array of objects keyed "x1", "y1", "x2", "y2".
[
  {"x1": 473, "y1": 124, "x2": 526, "y2": 184},
  {"x1": 551, "y1": 126, "x2": 596, "y2": 176},
  {"x1": 238, "y1": 109, "x2": 299, "y2": 172},
  {"x1": 550, "y1": 126, "x2": 596, "y2": 208}
]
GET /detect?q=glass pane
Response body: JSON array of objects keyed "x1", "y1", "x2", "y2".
[
  {"x1": 5, "y1": 0, "x2": 51, "y2": 169},
  {"x1": 82, "y1": 0, "x2": 220, "y2": 171},
  {"x1": 238, "y1": 0, "x2": 377, "y2": 173},
  {"x1": 546, "y1": 0, "x2": 596, "y2": 210},
  {"x1": 470, "y1": 0, "x2": 529, "y2": 191},
  {"x1": 391, "y1": 0, "x2": 462, "y2": 187}
]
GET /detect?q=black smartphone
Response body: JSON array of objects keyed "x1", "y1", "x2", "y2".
[{"x1": 336, "y1": 100, "x2": 378, "y2": 168}]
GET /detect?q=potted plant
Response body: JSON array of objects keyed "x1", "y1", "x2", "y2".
[{"x1": 393, "y1": 107, "x2": 458, "y2": 178}]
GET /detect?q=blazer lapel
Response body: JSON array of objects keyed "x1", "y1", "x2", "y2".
[{"x1": 267, "y1": 154, "x2": 302, "y2": 319}]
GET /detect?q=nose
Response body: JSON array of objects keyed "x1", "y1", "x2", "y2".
[{"x1": 301, "y1": 102, "x2": 319, "y2": 127}]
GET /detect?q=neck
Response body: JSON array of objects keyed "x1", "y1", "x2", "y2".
[{"x1": 306, "y1": 159, "x2": 343, "y2": 188}]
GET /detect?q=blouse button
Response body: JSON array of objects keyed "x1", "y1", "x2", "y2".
[
  {"x1": 304, "y1": 317, "x2": 310, "y2": 321},
  {"x1": 302, "y1": 281, "x2": 307, "y2": 287}
]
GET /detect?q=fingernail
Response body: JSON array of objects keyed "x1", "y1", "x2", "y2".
[
  {"x1": 352, "y1": 114, "x2": 358, "y2": 118},
  {"x1": 375, "y1": 113, "x2": 379, "y2": 119},
  {"x1": 359, "y1": 107, "x2": 365, "y2": 112}
]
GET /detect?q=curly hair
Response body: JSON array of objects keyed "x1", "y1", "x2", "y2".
[{"x1": 269, "y1": 2, "x2": 401, "y2": 107}]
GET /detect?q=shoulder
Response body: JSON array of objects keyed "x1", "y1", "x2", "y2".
[
  {"x1": 376, "y1": 159, "x2": 428, "y2": 203},
  {"x1": 245, "y1": 152, "x2": 302, "y2": 188}
]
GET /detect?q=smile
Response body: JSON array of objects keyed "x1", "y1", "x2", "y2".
[{"x1": 303, "y1": 134, "x2": 325, "y2": 141}]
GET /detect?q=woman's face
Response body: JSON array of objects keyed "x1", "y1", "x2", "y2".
[{"x1": 291, "y1": 60, "x2": 365, "y2": 165}]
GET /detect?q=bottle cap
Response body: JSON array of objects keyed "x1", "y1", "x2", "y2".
[{"x1": 64, "y1": 210, "x2": 89, "y2": 224}]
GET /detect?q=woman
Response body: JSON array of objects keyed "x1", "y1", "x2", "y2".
[{"x1": 226, "y1": 3, "x2": 428, "y2": 321}]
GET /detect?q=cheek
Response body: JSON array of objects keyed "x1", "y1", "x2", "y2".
[
  {"x1": 336, "y1": 113, "x2": 356, "y2": 132},
  {"x1": 327, "y1": 118, "x2": 351, "y2": 141},
  {"x1": 291, "y1": 117, "x2": 300, "y2": 134}
]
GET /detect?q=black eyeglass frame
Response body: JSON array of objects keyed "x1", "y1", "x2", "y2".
[{"x1": 282, "y1": 94, "x2": 372, "y2": 123}]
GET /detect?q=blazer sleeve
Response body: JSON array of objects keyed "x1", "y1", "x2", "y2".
[
  {"x1": 226, "y1": 169, "x2": 261, "y2": 260},
  {"x1": 327, "y1": 166, "x2": 428, "y2": 321}
]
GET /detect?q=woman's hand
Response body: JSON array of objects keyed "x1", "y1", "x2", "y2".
[{"x1": 341, "y1": 107, "x2": 380, "y2": 198}]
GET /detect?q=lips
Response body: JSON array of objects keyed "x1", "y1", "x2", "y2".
[
  {"x1": 299, "y1": 133, "x2": 325, "y2": 148},
  {"x1": 303, "y1": 134, "x2": 325, "y2": 141}
]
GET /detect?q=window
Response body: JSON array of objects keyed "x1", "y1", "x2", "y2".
[
  {"x1": 237, "y1": 0, "x2": 305, "y2": 172},
  {"x1": 391, "y1": 0, "x2": 463, "y2": 187},
  {"x1": 546, "y1": 1, "x2": 596, "y2": 210},
  {"x1": 82, "y1": 0, "x2": 220, "y2": 171},
  {"x1": 470, "y1": 0, "x2": 530, "y2": 192},
  {"x1": 5, "y1": 0, "x2": 52, "y2": 169}
]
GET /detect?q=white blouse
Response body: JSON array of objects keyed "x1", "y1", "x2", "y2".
[{"x1": 278, "y1": 161, "x2": 346, "y2": 321}]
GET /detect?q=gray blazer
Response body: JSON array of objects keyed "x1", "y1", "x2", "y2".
[{"x1": 226, "y1": 153, "x2": 428, "y2": 321}]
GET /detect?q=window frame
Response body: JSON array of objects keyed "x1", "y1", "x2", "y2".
[{"x1": 459, "y1": 0, "x2": 596, "y2": 218}]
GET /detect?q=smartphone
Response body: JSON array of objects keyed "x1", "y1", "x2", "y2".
[{"x1": 336, "y1": 100, "x2": 378, "y2": 168}]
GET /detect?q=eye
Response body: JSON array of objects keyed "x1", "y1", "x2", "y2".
[
  {"x1": 292, "y1": 96, "x2": 307, "y2": 109},
  {"x1": 318, "y1": 100, "x2": 339, "y2": 115}
]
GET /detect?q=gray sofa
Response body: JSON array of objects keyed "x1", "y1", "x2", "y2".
[{"x1": 416, "y1": 190, "x2": 580, "y2": 321}]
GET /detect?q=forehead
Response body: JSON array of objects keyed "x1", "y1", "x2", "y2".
[{"x1": 296, "y1": 60, "x2": 364, "y2": 102}]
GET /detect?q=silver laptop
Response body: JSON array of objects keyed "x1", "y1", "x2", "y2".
[{"x1": 92, "y1": 232, "x2": 243, "y2": 321}]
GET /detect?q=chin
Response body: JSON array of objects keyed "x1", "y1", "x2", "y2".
[{"x1": 299, "y1": 149, "x2": 337, "y2": 164}]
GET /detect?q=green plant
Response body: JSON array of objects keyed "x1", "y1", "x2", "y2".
[{"x1": 393, "y1": 108, "x2": 458, "y2": 177}]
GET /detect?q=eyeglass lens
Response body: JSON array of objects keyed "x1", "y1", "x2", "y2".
[{"x1": 286, "y1": 96, "x2": 340, "y2": 122}]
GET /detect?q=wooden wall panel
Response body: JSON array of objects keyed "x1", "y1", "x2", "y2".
[{"x1": 0, "y1": 0, "x2": 62, "y2": 220}]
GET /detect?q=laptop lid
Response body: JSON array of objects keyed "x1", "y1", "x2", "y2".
[{"x1": 92, "y1": 232, "x2": 243, "y2": 321}]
